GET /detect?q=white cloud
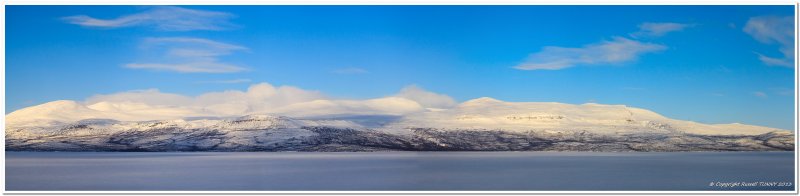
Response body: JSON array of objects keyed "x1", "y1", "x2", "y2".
[
  {"x1": 62, "y1": 6, "x2": 236, "y2": 31},
  {"x1": 514, "y1": 22, "x2": 691, "y2": 71},
  {"x1": 186, "y1": 83, "x2": 328, "y2": 116},
  {"x1": 332, "y1": 67, "x2": 369, "y2": 74},
  {"x1": 125, "y1": 62, "x2": 246, "y2": 73},
  {"x1": 744, "y1": 16, "x2": 793, "y2": 46},
  {"x1": 514, "y1": 37, "x2": 666, "y2": 70},
  {"x1": 752, "y1": 91, "x2": 768, "y2": 98},
  {"x1": 197, "y1": 79, "x2": 252, "y2": 84},
  {"x1": 9, "y1": 83, "x2": 457, "y2": 124},
  {"x1": 125, "y1": 37, "x2": 248, "y2": 73},
  {"x1": 744, "y1": 16, "x2": 794, "y2": 67},
  {"x1": 145, "y1": 37, "x2": 248, "y2": 56},
  {"x1": 756, "y1": 53, "x2": 792, "y2": 67},
  {"x1": 631, "y1": 22, "x2": 693, "y2": 38},
  {"x1": 86, "y1": 89, "x2": 193, "y2": 106},
  {"x1": 395, "y1": 85, "x2": 457, "y2": 109}
]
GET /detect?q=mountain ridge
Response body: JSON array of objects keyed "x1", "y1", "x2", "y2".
[{"x1": 6, "y1": 98, "x2": 794, "y2": 152}]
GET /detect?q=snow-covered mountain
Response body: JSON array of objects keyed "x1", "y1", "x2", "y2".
[
  {"x1": 390, "y1": 97, "x2": 785, "y2": 135},
  {"x1": 6, "y1": 98, "x2": 794, "y2": 152}
]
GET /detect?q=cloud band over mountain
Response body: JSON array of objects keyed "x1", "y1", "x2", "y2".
[{"x1": 6, "y1": 83, "x2": 456, "y2": 127}]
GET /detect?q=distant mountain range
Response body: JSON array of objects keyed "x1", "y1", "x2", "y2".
[{"x1": 6, "y1": 98, "x2": 793, "y2": 152}]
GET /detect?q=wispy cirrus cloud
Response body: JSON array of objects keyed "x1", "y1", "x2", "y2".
[
  {"x1": 197, "y1": 79, "x2": 252, "y2": 84},
  {"x1": 752, "y1": 91, "x2": 768, "y2": 98},
  {"x1": 332, "y1": 67, "x2": 369, "y2": 74},
  {"x1": 126, "y1": 62, "x2": 246, "y2": 73},
  {"x1": 143, "y1": 37, "x2": 248, "y2": 57},
  {"x1": 513, "y1": 37, "x2": 666, "y2": 70},
  {"x1": 62, "y1": 6, "x2": 236, "y2": 31},
  {"x1": 755, "y1": 53, "x2": 792, "y2": 67},
  {"x1": 124, "y1": 37, "x2": 248, "y2": 73},
  {"x1": 515, "y1": 21, "x2": 691, "y2": 71},
  {"x1": 630, "y1": 22, "x2": 694, "y2": 38},
  {"x1": 744, "y1": 16, "x2": 794, "y2": 68}
]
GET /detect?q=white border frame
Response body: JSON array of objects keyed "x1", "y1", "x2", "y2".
[{"x1": 1, "y1": 1, "x2": 797, "y2": 195}]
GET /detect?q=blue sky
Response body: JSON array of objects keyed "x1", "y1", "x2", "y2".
[{"x1": 6, "y1": 5, "x2": 796, "y2": 129}]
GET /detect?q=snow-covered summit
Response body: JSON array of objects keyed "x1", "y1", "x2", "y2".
[
  {"x1": 389, "y1": 97, "x2": 785, "y2": 135},
  {"x1": 459, "y1": 97, "x2": 504, "y2": 107},
  {"x1": 5, "y1": 98, "x2": 793, "y2": 152},
  {"x1": 6, "y1": 97, "x2": 790, "y2": 137}
]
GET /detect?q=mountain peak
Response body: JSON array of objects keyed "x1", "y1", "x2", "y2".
[
  {"x1": 7, "y1": 100, "x2": 85, "y2": 118},
  {"x1": 30, "y1": 100, "x2": 83, "y2": 110},
  {"x1": 6, "y1": 100, "x2": 90, "y2": 127},
  {"x1": 235, "y1": 114, "x2": 283, "y2": 121},
  {"x1": 461, "y1": 97, "x2": 504, "y2": 106}
]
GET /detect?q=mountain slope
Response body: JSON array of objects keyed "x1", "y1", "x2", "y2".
[
  {"x1": 5, "y1": 98, "x2": 794, "y2": 152},
  {"x1": 388, "y1": 97, "x2": 783, "y2": 136}
]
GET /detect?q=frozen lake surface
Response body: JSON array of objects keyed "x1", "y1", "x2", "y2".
[{"x1": 5, "y1": 151, "x2": 795, "y2": 191}]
